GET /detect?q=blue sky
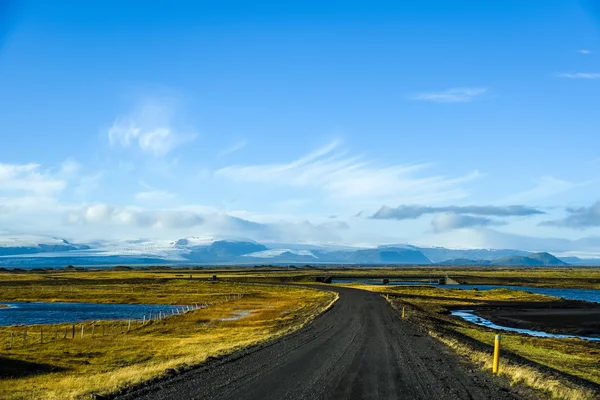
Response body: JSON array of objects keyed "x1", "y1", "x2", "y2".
[{"x1": 1, "y1": 1, "x2": 600, "y2": 255}]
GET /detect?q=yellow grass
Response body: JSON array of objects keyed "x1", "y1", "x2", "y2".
[
  {"x1": 430, "y1": 331, "x2": 596, "y2": 400},
  {"x1": 0, "y1": 273, "x2": 336, "y2": 400}
]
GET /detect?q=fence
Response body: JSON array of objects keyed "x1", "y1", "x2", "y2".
[{"x1": 3, "y1": 293, "x2": 244, "y2": 349}]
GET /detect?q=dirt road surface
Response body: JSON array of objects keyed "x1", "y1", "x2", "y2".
[{"x1": 115, "y1": 286, "x2": 537, "y2": 400}]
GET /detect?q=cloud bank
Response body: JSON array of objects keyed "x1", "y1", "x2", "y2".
[
  {"x1": 371, "y1": 204, "x2": 544, "y2": 220},
  {"x1": 541, "y1": 201, "x2": 600, "y2": 229}
]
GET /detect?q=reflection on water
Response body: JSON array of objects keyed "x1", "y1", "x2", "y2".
[
  {"x1": 0, "y1": 302, "x2": 181, "y2": 326},
  {"x1": 451, "y1": 309, "x2": 600, "y2": 342}
]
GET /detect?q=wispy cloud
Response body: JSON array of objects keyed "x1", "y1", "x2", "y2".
[
  {"x1": 502, "y1": 176, "x2": 593, "y2": 203},
  {"x1": 216, "y1": 140, "x2": 481, "y2": 203},
  {"x1": 578, "y1": 49, "x2": 592, "y2": 54},
  {"x1": 556, "y1": 73, "x2": 600, "y2": 79},
  {"x1": 107, "y1": 100, "x2": 196, "y2": 157},
  {"x1": 218, "y1": 140, "x2": 247, "y2": 157},
  {"x1": 411, "y1": 87, "x2": 487, "y2": 103},
  {"x1": 371, "y1": 205, "x2": 543, "y2": 220},
  {"x1": 540, "y1": 201, "x2": 600, "y2": 229},
  {"x1": 431, "y1": 213, "x2": 505, "y2": 232}
]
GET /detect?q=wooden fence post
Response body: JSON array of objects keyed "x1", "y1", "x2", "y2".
[
  {"x1": 81, "y1": 325, "x2": 84, "y2": 339},
  {"x1": 23, "y1": 329, "x2": 27, "y2": 346},
  {"x1": 72, "y1": 325, "x2": 75, "y2": 339},
  {"x1": 40, "y1": 327, "x2": 43, "y2": 344},
  {"x1": 9, "y1": 332, "x2": 13, "y2": 349}
]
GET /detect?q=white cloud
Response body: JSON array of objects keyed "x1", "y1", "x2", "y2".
[
  {"x1": 107, "y1": 101, "x2": 196, "y2": 157},
  {"x1": 218, "y1": 140, "x2": 248, "y2": 157},
  {"x1": 578, "y1": 49, "x2": 591, "y2": 54},
  {"x1": 411, "y1": 87, "x2": 487, "y2": 103},
  {"x1": 0, "y1": 163, "x2": 67, "y2": 195},
  {"x1": 216, "y1": 140, "x2": 481, "y2": 204},
  {"x1": 68, "y1": 204, "x2": 204, "y2": 229},
  {"x1": 556, "y1": 73, "x2": 600, "y2": 79}
]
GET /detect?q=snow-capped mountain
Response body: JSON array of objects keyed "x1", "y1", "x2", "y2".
[{"x1": 0, "y1": 234, "x2": 598, "y2": 267}]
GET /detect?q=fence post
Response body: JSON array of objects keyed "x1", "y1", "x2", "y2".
[
  {"x1": 493, "y1": 334, "x2": 501, "y2": 374},
  {"x1": 127, "y1": 319, "x2": 131, "y2": 331},
  {"x1": 72, "y1": 325, "x2": 75, "y2": 339},
  {"x1": 92, "y1": 325, "x2": 95, "y2": 337},
  {"x1": 9, "y1": 332, "x2": 13, "y2": 349},
  {"x1": 40, "y1": 327, "x2": 43, "y2": 344},
  {"x1": 23, "y1": 329, "x2": 27, "y2": 346},
  {"x1": 81, "y1": 325, "x2": 84, "y2": 339},
  {"x1": 402, "y1": 307, "x2": 405, "y2": 319},
  {"x1": 64, "y1": 327, "x2": 67, "y2": 339}
]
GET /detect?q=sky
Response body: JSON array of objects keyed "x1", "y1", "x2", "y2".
[{"x1": 1, "y1": 0, "x2": 600, "y2": 255}]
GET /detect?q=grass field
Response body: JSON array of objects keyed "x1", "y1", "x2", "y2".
[
  {"x1": 343, "y1": 283, "x2": 600, "y2": 399},
  {"x1": 3, "y1": 265, "x2": 600, "y2": 288},
  {"x1": 0, "y1": 271, "x2": 336, "y2": 400}
]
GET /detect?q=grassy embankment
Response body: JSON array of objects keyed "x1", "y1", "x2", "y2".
[
  {"x1": 146, "y1": 266, "x2": 600, "y2": 289},
  {"x1": 342, "y1": 283, "x2": 600, "y2": 400},
  {"x1": 0, "y1": 270, "x2": 337, "y2": 400}
]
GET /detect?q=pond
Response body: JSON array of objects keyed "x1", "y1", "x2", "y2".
[
  {"x1": 0, "y1": 302, "x2": 182, "y2": 326},
  {"x1": 450, "y1": 285, "x2": 600, "y2": 303},
  {"x1": 451, "y1": 309, "x2": 600, "y2": 342},
  {"x1": 332, "y1": 279, "x2": 600, "y2": 303}
]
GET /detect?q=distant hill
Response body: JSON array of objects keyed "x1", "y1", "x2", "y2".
[
  {"x1": 0, "y1": 238, "x2": 90, "y2": 256},
  {"x1": 526, "y1": 252, "x2": 568, "y2": 266},
  {"x1": 434, "y1": 258, "x2": 491, "y2": 266},
  {"x1": 329, "y1": 248, "x2": 432, "y2": 265},
  {"x1": 490, "y1": 252, "x2": 567, "y2": 266},
  {"x1": 408, "y1": 246, "x2": 531, "y2": 263}
]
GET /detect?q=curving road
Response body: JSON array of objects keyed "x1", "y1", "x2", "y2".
[{"x1": 115, "y1": 286, "x2": 535, "y2": 400}]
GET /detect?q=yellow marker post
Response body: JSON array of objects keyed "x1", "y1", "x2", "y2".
[
  {"x1": 493, "y1": 334, "x2": 501, "y2": 374},
  {"x1": 401, "y1": 307, "x2": 405, "y2": 319}
]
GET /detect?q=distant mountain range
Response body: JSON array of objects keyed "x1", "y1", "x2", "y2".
[{"x1": 0, "y1": 235, "x2": 599, "y2": 267}]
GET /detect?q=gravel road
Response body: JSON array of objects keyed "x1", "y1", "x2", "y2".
[{"x1": 115, "y1": 285, "x2": 537, "y2": 400}]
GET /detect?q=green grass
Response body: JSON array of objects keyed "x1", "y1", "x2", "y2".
[{"x1": 0, "y1": 271, "x2": 337, "y2": 400}]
